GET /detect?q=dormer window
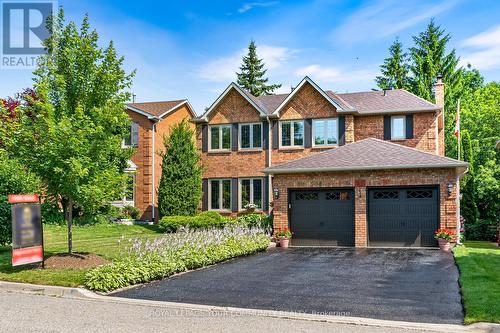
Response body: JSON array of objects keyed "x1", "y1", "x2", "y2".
[{"x1": 391, "y1": 116, "x2": 406, "y2": 140}]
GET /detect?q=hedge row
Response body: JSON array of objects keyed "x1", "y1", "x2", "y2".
[
  {"x1": 159, "y1": 211, "x2": 272, "y2": 232},
  {"x1": 84, "y1": 226, "x2": 269, "y2": 292}
]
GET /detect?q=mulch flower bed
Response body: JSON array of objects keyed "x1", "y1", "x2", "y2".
[{"x1": 43, "y1": 253, "x2": 108, "y2": 269}]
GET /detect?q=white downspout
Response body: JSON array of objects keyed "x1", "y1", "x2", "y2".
[
  {"x1": 151, "y1": 118, "x2": 159, "y2": 222},
  {"x1": 266, "y1": 116, "x2": 273, "y2": 213}
]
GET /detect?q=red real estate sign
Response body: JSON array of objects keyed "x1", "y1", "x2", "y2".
[{"x1": 8, "y1": 194, "x2": 44, "y2": 267}]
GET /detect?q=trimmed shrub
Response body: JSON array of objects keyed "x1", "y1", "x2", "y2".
[
  {"x1": 159, "y1": 211, "x2": 234, "y2": 232},
  {"x1": 84, "y1": 225, "x2": 269, "y2": 292}
]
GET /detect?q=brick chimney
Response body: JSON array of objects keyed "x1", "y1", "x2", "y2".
[{"x1": 435, "y1": 74, "x2": 445, "y2": 156}]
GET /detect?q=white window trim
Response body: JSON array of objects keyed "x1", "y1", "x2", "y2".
[
  {"x1": 312, "y1": 118, "x2": 339, "y2": 147},
  {"x1": 239, "y1": 178, "x2": 264, "y2": 211},
  {"x1": 391, "y1": 115, "x2": 406, "y2": 140},
  {"x1": 279, "y1": 120, "x2": 305, "y2": 148},
  {"x1": 238, "y1": 122, "x2": 263, "y2": 150},
  {"x1": 112, "y1": 171, "x2": 136, "y2": 207},
  {"x1": 122, "y1": 122, "x2": 139, "y2": 148},
  {"x1": 208, "y1": 124, "x2": 232, "y2": 152},
  {"x1": 208, "y1": 179, "x2": 232, "y2": 211}
]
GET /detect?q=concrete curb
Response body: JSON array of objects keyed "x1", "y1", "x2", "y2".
[{"x1": 0, "y1": 281, "x2": 498, "y2": 333}]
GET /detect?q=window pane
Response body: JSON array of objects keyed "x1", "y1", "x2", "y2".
[
  {"x1": 293, "y1": 121, "x2": 304, "y2": 146},
  {"x1": 222, "y1": 180, "x2": 231, "y2": 209},
  {"x1": 314, "y1": 120, "x2": 325, "y2": 145},
  {"x1": 240, "y1": 125, "x2": 250, "y2": 148},
  {"x1": 125, "y1": 173, "x2": 135, "y2": 201},
  {"x1": 131, "y1": 122, "x2": 139, "y2": 147},
  {"x1": 252, "y1": 124, "x2": 262, "y2": 148},
  {"x1": 210, "y1": 181, "x2": 220, "y2": 209},
  {"x1": 281, "y1": 122, "x2": 291, "y2": 146},
  {"x1": 241, "y1": 179, "x2": 251, "y2": 208},
  {"x1": 392, "y1": 117, "x2": 405, "y2": 139},
  {"x1": 210, "y1": 127, "x2": 220, "y2": 150},
  {"x1": 326, "y1": 120, "x2": 338, "y2": 145},
  {"x1": 222, "y1": 126, "x2": 231, "y2": 149},
  {"x1": 253, "y1": 179, "x2": 262, "y2": 208}
]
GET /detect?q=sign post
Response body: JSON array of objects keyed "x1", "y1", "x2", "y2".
[{"x1": 8, "y1": 194, "x2": 44, "y2": 267}]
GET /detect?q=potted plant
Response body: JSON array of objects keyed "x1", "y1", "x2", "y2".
[
  {"x1": 275, "y1": 227, "x2": 292, "y2": 248},
  {"x1": 434, "y1": 228, "x2": 455, "y2": 252}
]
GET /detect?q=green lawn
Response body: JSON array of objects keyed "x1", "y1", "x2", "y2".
[
  {"x1": 0, "y1": 224, "x2": 162, "y2": 287},
  {"x1": 454, "y1": 241, "x2": 500, "y2": 324}
]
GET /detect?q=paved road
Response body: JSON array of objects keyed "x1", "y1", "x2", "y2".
[
  {"x1": 0, "y1": 291, "x2": 465, "y2": 333},
  {"x1": 114, "y1": 248, "x2": 463, "y2": 324}
]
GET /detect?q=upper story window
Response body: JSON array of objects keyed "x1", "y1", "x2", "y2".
[
  {"x1": 239, "y1": 123, "x2": 262, "y2": 149},
  {"x1": 209, "y1": 125, "x2": 231, "y2": 151},
  {"x1": 209, "y1": 179, "x2": 231, "y2": 211},
  {"x1": 280, "y1": 120, "x2": 304, "y2": 148},
  {"x1": 124, "y1": 122, "x2": 139, "y2": 147},
  {"x1": 313, "y1": 118, "x2": 338, "y2": 146},
  {"x1": 391, "y1": 116, "x2": 406, "y2": 140}
]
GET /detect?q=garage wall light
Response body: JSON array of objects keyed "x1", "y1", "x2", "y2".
[
  {"x1": 273, "y1": 187, "x2": 280, "y2": 199},
  {"x1": 447, "y1": 182, "x2": 453, "y2": 196}
]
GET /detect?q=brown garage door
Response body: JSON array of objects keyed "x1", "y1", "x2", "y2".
[
  {"x1": 368, "y1": 187, "x2": 439, "y2": 247},
  {"x1": 289, "y1": 189, "x2": 355, "y2": 246}
]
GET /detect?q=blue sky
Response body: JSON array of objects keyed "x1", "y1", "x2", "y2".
[{"x1": 1, "y1": 0, "x2": 500, "y2": 115}]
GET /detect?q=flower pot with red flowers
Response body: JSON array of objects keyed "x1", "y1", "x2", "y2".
[
  {"x1": 275, "y1": 228, "x2": 292, "y2": 248},
  {"x1": 434, "y1": 228, "x2": 456, "y2": 252}
]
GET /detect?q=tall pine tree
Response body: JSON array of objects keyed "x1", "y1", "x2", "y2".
[
  {"x1": 376, "y1": 38, "x2": 410, "y2": 90},
  {"x1": 236, "y1": 41, "x2": 282, "y2": 96},
  {"x1": 157, "y1": 120, "x2": 202, "y2": 217}
]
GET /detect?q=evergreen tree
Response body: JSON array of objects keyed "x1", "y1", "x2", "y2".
[
  {"x1": 375, "y1": 38, "x2": 410, "y2": 89},
  {"x1": 236, "y1": 41, "x2": 282, "y2": 96},
  {"x1": 157, "y1": 120, "x2": 202, "y2": 217}
]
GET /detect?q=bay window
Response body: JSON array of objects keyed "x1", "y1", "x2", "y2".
[
  {"x1": 280, "y1": 120, "x2": 304, "y2": 147},
  {"x1": 209, "y1": 125, "x2": 231, "y2": 151},
  {"x1": 313, "y1": 118, "x2": 338, "y2": 146},
  {"x1": 209, "y1": 179, "x2": 231, "y2": 210}
]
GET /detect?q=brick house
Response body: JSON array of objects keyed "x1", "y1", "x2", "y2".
[
  {"x1": 118, "y1": 100, "x2": 196, "y2": 221},
  {"x1": 192, "y1": 76, "x2": 467, "y2": 247}
]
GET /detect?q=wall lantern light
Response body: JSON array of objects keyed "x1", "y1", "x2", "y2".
[
  {"x1": 447, "y1": 182, "x2": 453, "y2": 197},
  {"x1": 273, "y1": 187, "x2": 280, "y2": 200}
]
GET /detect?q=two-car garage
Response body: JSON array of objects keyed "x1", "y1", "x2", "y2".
[
  {"x1": 265, "y1": 139, "x2": 467, "y2": 248},
  {"x1": 289, "y1": 187, "x2": 439, "y2": 247}
]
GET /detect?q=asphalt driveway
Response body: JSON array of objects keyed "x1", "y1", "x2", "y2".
[{"x1": 112, "y1": 248, "x2": 463, "y2": 324}]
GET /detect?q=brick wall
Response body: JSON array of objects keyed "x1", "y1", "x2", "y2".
[
  {"x1": 354, "y1": 112, "x2": 438, "y2": 154},
  {"x1": 272, "y1": 168, "x2": 458, "y2": 247}
]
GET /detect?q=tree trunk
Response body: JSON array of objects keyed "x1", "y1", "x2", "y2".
[{"x1": 65, "y1": 198, "x2": 73, "y2": 255}]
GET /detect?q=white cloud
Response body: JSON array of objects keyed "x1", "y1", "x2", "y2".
[
  {"x1": 332, "y1": 0, "x2": 459, "y2": 44},
  {"x1": 198, "y1": 45, "x2": 295, "y2": 82},
  {"x1": 238, "y1": 1, "x2": 278, "y2": 14},
  {"x1": 460, "y1": 25, "x2": 500, "y2": 70},
  {"x1": 294, "y1": 64, "x2": 377, "y2": 87}
]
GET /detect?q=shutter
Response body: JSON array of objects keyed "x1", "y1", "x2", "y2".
[
  {"x1": 231, "y1": 178, "x2": 239, "y2": 212},
  {"x1": 232, "y1": 123, "x2": 238, "y2": 151},
  {"x1": 383, "y1": 116, "x2": 391, "y2": 140},
  {"x1": 263, "y1": 176, "x2": 269, "y2": 212},
  {"x1": 304, "y1": 119, "x2": 312, "y2": 148},
  {"x1": 201, "y1": 125, "x2": 208, "y2": 152},
  {"x1": 406, "y1": 114, "x2": 414, "y2": 139},
  {"x1": 262, "y1": 121, "x2": 269, "y2": 149},
  {"x1": 202, "y1": 179, "x2": 208, "y2": 211},
  {"x1": 272, "y1": 121, "x2": 279, "y2": 149},
  {"x1": 338, "y1": 116, "x2": 346, "y2": 146}
]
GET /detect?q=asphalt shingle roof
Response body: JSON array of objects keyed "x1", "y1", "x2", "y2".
[
  {"x1": 264, "y1": 138, "x2": 467, "y2": 174},
  {"x1": 127, "y1": 100, "x2": 186, "y2": 117}
]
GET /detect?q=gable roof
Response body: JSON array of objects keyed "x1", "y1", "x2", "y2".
[
  {"x1": 264, "y1": 138, "x2": 468, "y2": 174},
  {"x1": 271, "y1": 76, "x2": 352, "y2": 115},
  {"x1": 127, "y1": 100, "x2": 196, "y2": 119},
  {"x1": 193, "y1": 83, "x2": 268, "y2": 123}
]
